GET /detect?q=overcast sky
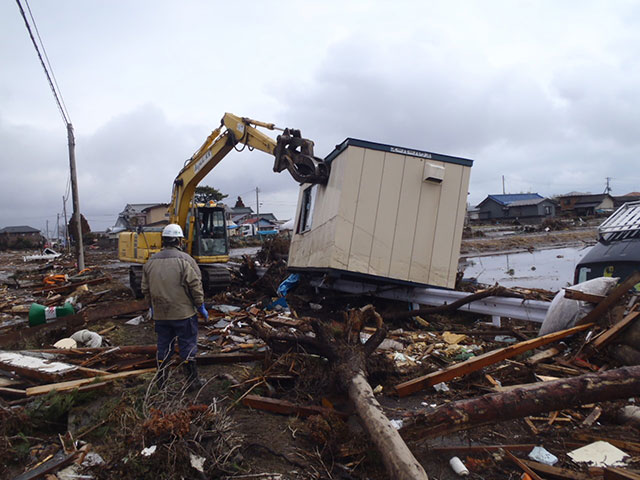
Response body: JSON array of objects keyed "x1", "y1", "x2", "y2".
[{"x1": 2, "y1": 0, "x2": 640, "y2": 234}]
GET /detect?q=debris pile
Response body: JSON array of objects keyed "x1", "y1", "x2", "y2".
[{"x1": 0, "y1": 245, "x2": 639, "y2": 479}]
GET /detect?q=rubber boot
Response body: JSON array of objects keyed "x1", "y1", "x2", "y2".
[
  {"x1": 155, "y1": 360, "x2": 169, "y2": 389},
  {"x1": 183, "y1": 360, "x2": 203, "y2": 392}
]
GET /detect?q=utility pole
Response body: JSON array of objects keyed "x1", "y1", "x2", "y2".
[
  {"x1": 502, "y1": 175, "x2": 506, "y2": 195},
  {"x1": 56, "y1": 214, "x2": 60, "y2": 243},
  {"x1": 46, "y1": 220, "x2": 49, "y2": 245},
  {"x1": 67, "y1": 123, "x2": 85, "y2": 270},
  {"x1": 62, "y1": 196, "x2": 70, "y2": 253},
  {"x1": 604, "y1": 177, "x2": 612, "y2": 195}
]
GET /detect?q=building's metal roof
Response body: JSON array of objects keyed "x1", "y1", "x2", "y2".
[
  {"x1": 507, "y1": 198, "x2": 548, "y2": 207},
  {"x1": 0, "y1": 225, "x2": 41, "y2": 234},
  {"x1": 477, "y1": 193, "x2": 543, "y2": 208},
  {"x1": 325, "y1": 138, "x2": 474, "y2": 167}
]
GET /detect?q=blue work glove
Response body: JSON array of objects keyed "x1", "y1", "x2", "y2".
[{"x1": 197, "y1": 303, "x2": 209, "y2": 320}]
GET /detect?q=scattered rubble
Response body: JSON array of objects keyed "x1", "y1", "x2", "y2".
[{"x1": 0, "y1": 241, "x2": 638, "y2": 479}]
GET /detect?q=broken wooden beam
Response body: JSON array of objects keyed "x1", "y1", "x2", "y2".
[
  {"x1": 564, "y1": 288, "x2": 606, "y2": 303},
  {"x1": 576, "y1": 271, "x2": 640, "y2": 326},
  {"x1": 586, "y1": 310, "x2": 640, "y2": 353},
  {"x1": 394, "y1": 323, "x2": 593, "y2": 397},
  {"x1": 521, "y1": 459, "x2": 593, "y2": 480},
  {"x1": 402, "y1": 365, "x2": 640, "y2": 438},
  {"x1": 25, "y1": 367, "x2": 155, "y2": 396},
  {"x1": 603, "y1": 467, "x2": 640, "y2": 480},
  {"x1": 84, "y1": 298, "x2": 148, "y2": 322},
  {"x1": 526, "y1": 346, "x2": 564, "y2": 365},
  {"x1": 242, "y1": 394, "x2": 349, "y2": 418},
  {"x1": 31, "y1": 275, "x2": 111, "y2": 294},
  {"x1": 196, "y1": 352, "x2": 265, "y2": 364},
  {"x1": 429, "y1": 444, "x2": 538, "y2": 453},
  {"x1": 503, "y1": 450, "x2": 544, "y2": 480}
]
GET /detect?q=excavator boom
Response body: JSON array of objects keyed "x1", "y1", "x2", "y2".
[{"x1": 119, "y1": 112, "x2": 329, "y2": 297}]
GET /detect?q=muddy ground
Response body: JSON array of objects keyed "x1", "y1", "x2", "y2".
[{"x1": 1, "y1": 227, "x2": 638, "y2": 479}]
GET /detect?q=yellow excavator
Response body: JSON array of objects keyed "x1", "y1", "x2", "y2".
[{"x1": 118, "y1": 112, "x2": 330, "y2": 297}]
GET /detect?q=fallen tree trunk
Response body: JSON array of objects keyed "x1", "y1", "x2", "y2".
[
  {"x1": 254, "y1": 306, "x2": 429, "y2": 480},
  {"x1": 402, "y1": 365, "x2": 640, "y2": 440}
]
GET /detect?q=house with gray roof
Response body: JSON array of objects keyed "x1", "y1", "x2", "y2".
[
  {"x1": 556, "y1": 192, "x2": 614, "y2": 216},
  {"x1": 0, "y1": 225, "x2": 44, "y2": 249},
  {"x1": 475, "y1": 193, "x2": 556, "y2": 224}
]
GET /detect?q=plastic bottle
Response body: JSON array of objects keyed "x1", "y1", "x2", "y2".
[{"x1": 449, "y1": 456, "x2": 469, "y2": 476}]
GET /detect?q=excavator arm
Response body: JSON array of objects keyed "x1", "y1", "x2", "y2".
[{"x1": 169, "y1": 112, "x2": 329, "y2": 226}]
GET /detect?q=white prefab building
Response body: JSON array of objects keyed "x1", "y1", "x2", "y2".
[{"x1": 287, "y1": 138, "x2": 473, "y2": 289}]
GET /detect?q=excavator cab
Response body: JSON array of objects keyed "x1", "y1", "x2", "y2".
[{"x1": 191, "y1": 205, "x2": 228, "y2": 258}]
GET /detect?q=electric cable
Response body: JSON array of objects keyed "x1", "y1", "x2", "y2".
[
  {"x1": 24, "y1": 0, "x2": 70, "y2": 122},
  {"x1": 15, "y1": 0, "x2": 70, "y2": 126}
]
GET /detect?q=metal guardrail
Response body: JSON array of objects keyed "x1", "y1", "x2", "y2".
[{"x1": 312, "y1": 277, "x2": 550, "y2": 323}]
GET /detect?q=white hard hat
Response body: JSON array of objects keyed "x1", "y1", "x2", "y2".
[{"x1": 162, "y1": 224, "x2": 184, "y2": 238}]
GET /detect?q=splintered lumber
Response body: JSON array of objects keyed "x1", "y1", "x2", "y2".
[
  {"x1": 521, "y1": 459, "x2": 592, "y2": 480},
  {"x1": 577, "y1": 271, "x2": 640, "y2": 326},
  {"x1": 429, "y1": 444, "x2": 538, "y2": 453},
  {"x1": 587, "y1": 310, "x2": 640, "y2": 353},
  {"x1": 402, "y1": 365, "x2": 640, "y2": 439},
  {"x1": 503, "y1": 450, "x2": 543, "y2": 480},
  {"x1": 84, "y1": 298, "x2": 148, "y2": 322},
  {"x1": 564, "y1": 288, "x2": 606, "y2": 303},
  {"x1": 526, "y1": 346, "x2": 564, "y2": 365},
  {"x1": 394, "y1": 323, "x2": 593, "y2": 397},
  {"x1": 604, "y1": 467, "x2": 640, "y2": 480},
  {"x1": 25, "y1": 367, "x2": 155, "y2": 396},
  {"x1": 242, "y1": 394, "x2": 348, "y2": 418},
  {"x1": 196, "y1": 352, "x2": 265, "y2": 364}
]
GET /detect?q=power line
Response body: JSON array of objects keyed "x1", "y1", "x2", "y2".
[{"x1": 15, "y1": 0, "x2": 70, "y2": 126}]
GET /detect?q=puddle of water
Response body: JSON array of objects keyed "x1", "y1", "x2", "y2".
[{"x1": 461, "y1": 246, "x2": 592, "y2": 291}]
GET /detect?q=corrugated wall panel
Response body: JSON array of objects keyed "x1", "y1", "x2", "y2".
[
  {"x1": 445, "y1": 166, "x2": 471, "y2": 286},
  {"x1": 388, "y1": 157, "x2": 424, "y2": 280},
  {"x1": 369, "y1": 152, "x2": 405, "y2": 277},
  {"x1": 330, "y1": 147, "x2": 365, "y2": 270},
  {"x1": 408, "y1": 160, "x2": 446, "y2": 283},
  {"x1": 428, "y1": 163, "x2": 465, "y2": 286},
  {"x1": 348, "y1": 149, "x2": 385, "y2": 273}
]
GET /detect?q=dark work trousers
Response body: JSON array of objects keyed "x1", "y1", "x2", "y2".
[{"x1": 155, "y1": 315, "x2": 198, "y2": 362}]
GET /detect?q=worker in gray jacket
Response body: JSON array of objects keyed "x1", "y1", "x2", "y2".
[{"x1": 141, "y1": 223, "x2": 209, "y2": 389}]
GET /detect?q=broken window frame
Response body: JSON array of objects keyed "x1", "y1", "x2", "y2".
[{"x1": 297, "y1": 185, "x2": 316, "y2": 234}]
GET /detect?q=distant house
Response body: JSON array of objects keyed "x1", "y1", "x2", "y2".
[
  {"x1": 111, "y1": 203, "x2": 169, "y2": 233},
  {"x1": 228, "y1": 206, "x2": 254, "y2": 224},
  {"x1": 613, "y1": 192, "x2": 640, "y2": 208},
  {"x1": 475, "y1": 194, "x2": 556, "y2": 224},
  {"x1": 0, "y1": 225, "x2": 44, "y2": 248},
  {"x1": 141, "y1": 204, "x2": 170, "y2": 227},
  {"x1": 238, "y1": 217, "x2": 279, "y2": 236},
  {"x1": 556, "y1": 192, "x2": 615, "y2": 216},
  {"x1": 228, "y1": 205, "x2": 280, "y2": 227}
]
